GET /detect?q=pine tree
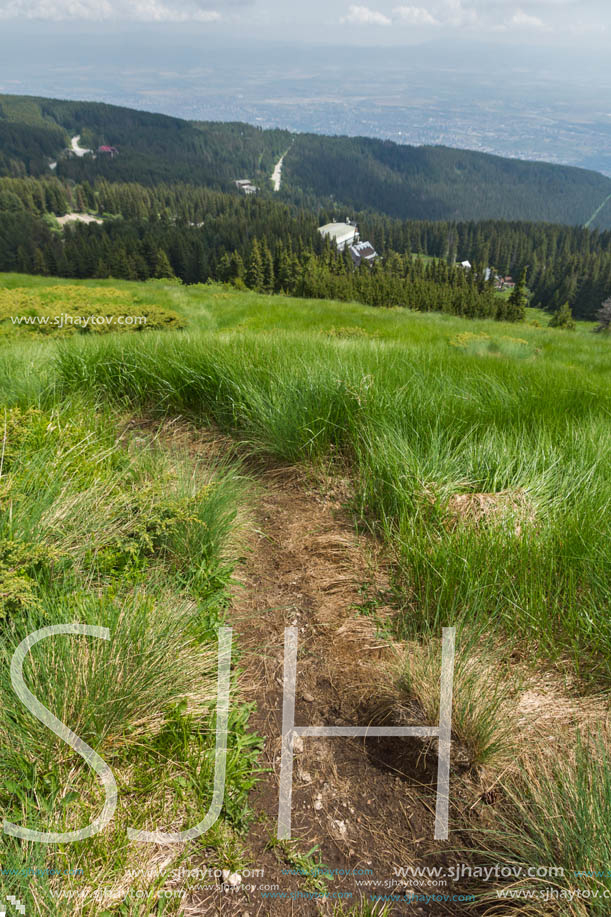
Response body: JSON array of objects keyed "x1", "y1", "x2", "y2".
[
  {"x1": 216, "y1": 252, "x2": 233, "y2": 283},
  {"x1": 16, "y1": 244, "x2": 30, "y2": 273},
  {"x1": 247, "y1": 239, "x2": 264, "y2": 292},
  {"x1": 276, "y1": 250, "x2": 293, "y2": 292},
  {"x1": 262, "y1": 242, "x2": 275, "y2": 293},
  {"x1": 154, "y1": 249, "x2": 175, "y2": 279},
  {"x1": 95, "y1": 259, "x2": 110, "y2": 278},
  {"x1": 507, "y1": 267, "x2": 529, "y2": 322},
  {"x1": 110, "y1": 245, "x2": 131, "y2": 279},
  {"x1": 75, "y1": 187, "x2": 87, "y2": 213},
  {"x1": 32, "y1": 247, "x2": 48, "y2": 275},
  {"x1": 230, "y1": 252, "x2": 246, "y2": 287}
]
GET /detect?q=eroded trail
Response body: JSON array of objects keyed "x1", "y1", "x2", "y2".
[
  {"x1": 271, "y1": 149, "x2": 289, "y2": 191},
  {"x1": 186, "y1": 461, "x2": 451, "y2": 916}
]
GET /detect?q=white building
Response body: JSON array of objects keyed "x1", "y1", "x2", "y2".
[
  {"x1": 318, "y1": 222, "x2": 359, "y2": 251},
  {"x1": 349, "y1": 241, "x2": 378, "y2": 267},
  {"x1": 235, "y1": 179, "x2": 258, "y2": 195}
]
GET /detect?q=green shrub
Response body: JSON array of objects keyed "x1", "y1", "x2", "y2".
[
  {"x1": 549, "y1": 301, "x2": 576, "y2": 330},
  {"x1": 0, "y1": 285, "x2": 185, "y2": 337},
  {"x1": 0, "y1": 539, "x2": 62, "y2": 618}
]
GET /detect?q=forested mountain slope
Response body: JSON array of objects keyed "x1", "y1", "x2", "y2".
[
  {"x1": 281, "y1": 134, "x2": 611, "y2": 229},
  {"x1": 1, "y1": 93, "x2": 611, "y2": 228},
  {"x1": 1, "y1": 170, "x2": 609, "y2": 319},
  {"x1": 0, "y1": 94, "x2": 291, "y2": 188}
]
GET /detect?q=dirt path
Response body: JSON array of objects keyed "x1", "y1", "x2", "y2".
[
  {"x1": 182, "y1": 460, "x2": 453, "y2": 916},
  {"x1": 70, "y1": 134, "x2": 92, "y2": 157},
  {"x1": 132, "y1": 420, "x2": 602, "y2": 916},
  {"x1": 271, "y1": 149, "x2": 289, "y2": 191}
]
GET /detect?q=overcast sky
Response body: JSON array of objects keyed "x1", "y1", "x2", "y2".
[{"x1": 0, "y1": 0, "x2": 608, "y2": 44}]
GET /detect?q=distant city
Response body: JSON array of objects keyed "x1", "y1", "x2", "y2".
[{"x1": 1, "y1": 31, "x2": 610, "y2": 176}]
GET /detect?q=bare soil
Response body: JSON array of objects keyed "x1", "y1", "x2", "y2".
[
  {"x1": 177, "y1": 450, "x2": 456, "y2": 916},
  {"x1": 122, "y1": 418, "x2": 608, "y2": 916}
]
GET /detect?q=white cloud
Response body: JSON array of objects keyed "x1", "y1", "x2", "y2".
[
  {"x1": 394, "y1": 5, "x2": 439, "y2": 25},
  {"x1": 341, "y1": 4, "x2": 392, "y2": 25},
  {"x1": 392, "y1": 1, "x2": 478, "y2": 28},
  {"x1": 0, "y1": 0, "x2": 223, "y2": 20},
  {"x1": 391, "y1": 1, "x2": 558, "y2": 30},
  {"x1": 510, "y1": 8, "x2": 545, "y2": 26},
  {"x1": 449, "y1": 2, "x2": 478, "y2": 25}
]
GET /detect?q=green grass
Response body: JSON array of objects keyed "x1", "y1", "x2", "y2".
[
  {"x1": 2, "y1": 274, "x2": 607, "y2": 674},
  {"x1": 0, "y1": 395, "x2": 258, "y2": 915},
  {"x1": 473, "y1": 735, "x2": 611, "y2": 915},
  {"x1": 1, "y1": 272, "x2": 609, "y2": 914},
  {"x1": 40, "y1": 282, "x2": 610, "y2": 680}
]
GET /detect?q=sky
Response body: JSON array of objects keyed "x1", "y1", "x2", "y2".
[
  {"x1": 0, "y1": 0, "x2": 608, "y2": 45},
  {"x1": 0, "y1": 0, "x2": 609, "y2": 174}
]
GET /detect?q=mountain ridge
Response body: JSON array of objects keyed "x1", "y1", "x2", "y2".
[{"x1": 1, "y1": 92, "x2": 610, "y2": 229}]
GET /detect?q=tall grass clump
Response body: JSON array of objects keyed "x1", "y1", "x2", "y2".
[
  {"x1": 0, "y1": 338, "x2": 55, "y2": 407},
  {"x1": 55, "y1": 325, "x2": 611, "y2": 679},
  {"x1": 0, "y1": 398, "x2": 244, "y2": 610},
  {"x1": 473, "y1": 734, "x2": 611, "y2": 915},
  {"x1": 352, "y1": 404, "x2": 611, "y2": 675},
  {"x1": 0, "y1": 397, "x2": 256, "y2": 914},
  {"x1": 397, "y1": 623, "x2": 520, "y2": 769},
  {"x1": 0, "y1": 590, "x2": 218, "y2": 785}
]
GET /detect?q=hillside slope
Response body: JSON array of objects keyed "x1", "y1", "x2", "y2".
[
  {"x1": 282, "y1": 133, "x2": 611, "y2": 229},
  {"x1": 0, "y1": 94, "x2": 291, "y2": 188},
  {"x1": 1, "y1": 93, "x2": 611, "y2": 228}
]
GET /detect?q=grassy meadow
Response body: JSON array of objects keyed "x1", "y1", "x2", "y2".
[
  {"x1": 0, "y1": 400, "x2": 260, "y2": 913},
  {"x1": 0, "y1": 273, "x2": 610, "y2": 914}
]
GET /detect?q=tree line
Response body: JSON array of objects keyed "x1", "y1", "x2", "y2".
[
  {"x1": 0, "y1": 210, "x2": 528, "y2": 323},
  {"x1": 0, "y1": 173, "x2": 610, "y2": 320}
]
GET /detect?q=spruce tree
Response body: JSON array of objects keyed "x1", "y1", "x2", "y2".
[
  {"x1": 276, "y1": 250, "x2": 293, "y2": 292},
  {"x1": 154, "y1": 249, "x2": 175, "y2": 279},
  {"x1": 247, "y1": 239, "x2": 264, "y2": 291},
  {"x1": 507, "y1": 267, "x2": 529, "y2": 322},
  {"x1": 110, "y1": 244, "x2": 130, "y2": 279},
  {"x1": 262, "y1": 242, "x2": 275, "y2": 293},
  {"x1": 216, "y1": 252, "x2": 233, "y2": 283},
  {"x1": 32, "y1": 247, "x2": 48, "y2": 275},
  {"x1": 231, "y1": 252, "x2": 246, "y2": 287}
]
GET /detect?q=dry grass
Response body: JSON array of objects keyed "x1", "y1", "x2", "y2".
[{"x1": 445, "y1": 488, "x2": 536, "y2": 537}]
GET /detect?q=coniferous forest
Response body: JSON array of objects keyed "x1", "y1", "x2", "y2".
[
  {"x1": 0, "y1": 93, "x2": 610, "y2": 322},
  {"x1": 2, "y1": 94, "x2": 611, "y2": 228},
  {"x1": 0, "y1": 173, "x2": 610, "y2": 321}
]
